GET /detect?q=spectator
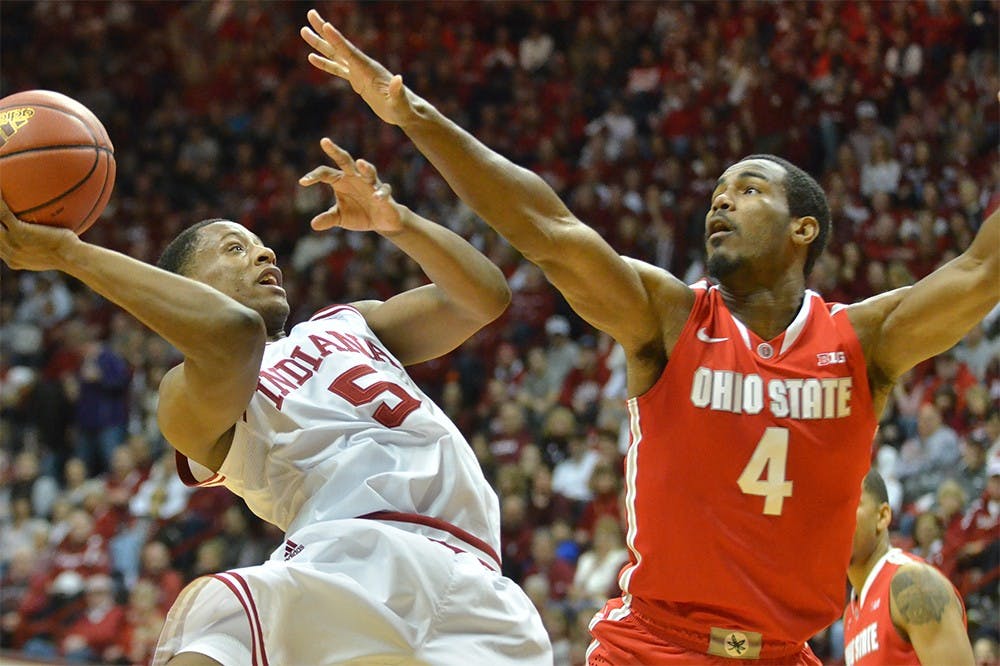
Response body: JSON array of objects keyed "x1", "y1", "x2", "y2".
[
  {"x1": 848, "y1": 100, "x2": 894, "y2": 167},
  {"x1": 524, "y1": 526, "x2": 576, "y2": 602},
  {"x1": 860, "y1": 135, "x2": 902, "y2": 199},
  {"x1": 111, "y1": 579, "x2": 165, "y2": 666},
  {"x1": 567, "y1": 515, "x2": 628, "y2": 609},
  {"x1": 0, "y1": 496, "x2": 49, "y2": 569},
  {"x1": 955, "y1": 323, "x2": 1000, "y2": 382},
  {"x1": 60, "y1": 574, "x2": 125, "y2": 664},
  {"x1": 551, "y1": 431, "x2": 600, "y2": 510},
  {"x1": 67, "y1": 336, "x2": 132, "y2": 476},
  {"x1": 898, "y1": 403, "x2": 962, "y2": 506},
  {"x1": 135, "y1": 540, "x2": 183, "y2": 614},
  {"x1": 542, "y1": 315, "x2": 580, "y2": 390}
]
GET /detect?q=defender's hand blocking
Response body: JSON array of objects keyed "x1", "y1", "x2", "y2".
[
  {"x1": 0, "y1": 196, "x2": 79, "y2": 272},
  {"x1": 299, "y1": 138, "x2": 403, "y2": 234},
  {"x1": 301, "y1": 9, "x2": 414, "y2": 127}
]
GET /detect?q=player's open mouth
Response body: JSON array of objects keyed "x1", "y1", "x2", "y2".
[{"x1": 257, "y1": 267, "x2": 284, "y2": 288}]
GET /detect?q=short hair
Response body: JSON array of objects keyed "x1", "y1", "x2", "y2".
[
  {"x1": 862, "y1": 468, "x2": 890, "y2": 506},
  {"x1": 742, "y1": 154, "x2": 831, "y2": 278},
  {"x1": 157, "y1": 218, "x2": 225, "y2": 275}
]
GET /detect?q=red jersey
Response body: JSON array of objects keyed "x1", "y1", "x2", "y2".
[
  {"x1": 619, "y1": 282, "x2": 876, "y2": 648},
  {"x1": 843, "y1": 548, "x2": 965, "y2": 666}
]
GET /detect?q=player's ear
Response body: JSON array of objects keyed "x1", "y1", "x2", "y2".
[
  {"x1": 790, "y1": 216, "x2": 819, "y2": 247},
  {"x1": 876, "y1": 502, "x2": 892, "y2": 534}
]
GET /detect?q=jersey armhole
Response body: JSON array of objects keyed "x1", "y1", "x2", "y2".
[{"x1": 175, "y1": 450, "x2": 228, "y2": 488}]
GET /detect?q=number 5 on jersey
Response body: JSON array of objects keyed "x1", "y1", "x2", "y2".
[
  {"x1": 328, "y1": 364, "x2": 420, "y2": 428},
  {"x1": 737, "y1": 427, "x2": 793, "y2": 516}
]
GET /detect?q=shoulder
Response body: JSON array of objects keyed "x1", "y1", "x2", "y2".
[
  {"x1": 622, "y1": 257, "x2": 695, "y2": 297},
  {"x1": 889, "y1": 560, "x2": 957, "y2": 627}
]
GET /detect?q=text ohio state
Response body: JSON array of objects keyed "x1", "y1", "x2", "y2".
[{"x1": 690, "y1": 366, "x2": 853, "y2": 418}]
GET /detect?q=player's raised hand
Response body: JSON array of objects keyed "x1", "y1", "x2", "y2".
[
  {"x1": 0, "y1": 196, "x2": 79, "y2": 271},
  {"x1": 301, "y1": 9, "x2": 415, "y2": 127},
  {"x1": 298, "y1": 138, "x2": 404, "y2": 234}
]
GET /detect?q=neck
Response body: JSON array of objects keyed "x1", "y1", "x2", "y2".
[
  {"x1": 848, "y1": 539, "x2": 890, "y2": 595},
  {"x1": 717, "y1": 273, "x2": 806, "y2": 340}
]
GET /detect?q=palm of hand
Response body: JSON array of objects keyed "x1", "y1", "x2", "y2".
[{"x1": 330, "y1": 174, "x2": 400, "y2": 233}]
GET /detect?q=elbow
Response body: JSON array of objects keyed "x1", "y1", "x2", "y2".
[
  {"x1": 470, "y1": 265, "x2": 512, "y2": 324},
  {"x1": 483, "y1": 277, "x2": 512, "y2": 323}
]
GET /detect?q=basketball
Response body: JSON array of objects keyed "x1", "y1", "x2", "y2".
[{"x1": 0, "y1": 90, "x2": 116, "y2": 234}]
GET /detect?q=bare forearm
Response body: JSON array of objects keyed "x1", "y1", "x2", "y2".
[
  {"x1": 398, "y1": 94, "x2": 575, "y2": 262},
  {"x1": 56, "y1": 240, "x2": 265, "y2": 360},
  {"x1": 382, "y1": 206, "x2": 510, "y2": 320}
]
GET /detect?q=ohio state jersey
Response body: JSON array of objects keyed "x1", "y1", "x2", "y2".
[
  {"x1": 619, "y1": 281, "x2": 876, "y2": 646},
  {"x1": 843, "y1": 548, "x2": 964, "y2": 665},
  {"x1": 177, "y1": 304, "x2": 501, "y2": 565}
]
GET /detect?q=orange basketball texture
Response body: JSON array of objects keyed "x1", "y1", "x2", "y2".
[{"x1": 0, "y1": 90, "x2": 116, "y2": 234}]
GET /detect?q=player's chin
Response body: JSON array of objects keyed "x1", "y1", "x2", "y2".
[{"x1": 261, "y1": 301, "x2": 291, "y2": 334}]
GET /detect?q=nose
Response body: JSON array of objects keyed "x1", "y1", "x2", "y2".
[
  {"x1": 711, "y1": 191, "x2": 733, "y2": 212},
  {"x1": 254, "y1": 245, "x2": 276, "y2": 265}
]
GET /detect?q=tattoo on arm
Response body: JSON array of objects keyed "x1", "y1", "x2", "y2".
[{"x1": 891, "y1": 567, "x2": 952, "y2": 625}]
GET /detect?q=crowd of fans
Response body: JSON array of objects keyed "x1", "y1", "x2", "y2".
[{"x1": 1, "y1": 2, "x2": 998, "y2": 664}]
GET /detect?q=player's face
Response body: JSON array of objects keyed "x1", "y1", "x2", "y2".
[
  {"x1": 187, "y1": 221, "x2": 290, "y2": 337},
  {"x1": 850, "y1": 489, "x2": 882, "y2": 566},
  {"x1": 705, "y1": 159, "x2": 792, "y2": 281}
]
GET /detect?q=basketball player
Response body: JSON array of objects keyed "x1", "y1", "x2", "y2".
[
  {"x1": 0, "y1": 138, "x2": 552, "y2": 665},
  {"x1": 301, "y1": 12, "x2": 1000, "y2": 664},
  {"x1": 845, "y1": 469, "x2": 973, "y2": 665}
]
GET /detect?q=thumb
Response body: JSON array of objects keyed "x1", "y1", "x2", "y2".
[
  {"x1": 311, "y1": 207, "x2": 341, "y2": 231},
  {"x1": 388, "y1": 74, "x2": 407, "y2": 105}
]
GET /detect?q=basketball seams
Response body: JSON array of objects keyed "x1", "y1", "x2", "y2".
[
  {"x1": 8, "y1": 147, "x2": 100, "y2": 217},
  {"x1": 0, "y1": 145, "x2": 114, "y2": 158},
  {"x1": 0, "y1": 101, "x2": 109, "y2": 148},
  {"x1": 78, "y1": 151, "x2": 116, "y2": 233}
]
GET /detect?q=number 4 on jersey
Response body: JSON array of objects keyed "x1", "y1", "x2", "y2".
[{"x1": 737, "y1": 427, "x2": 793, "y2": 516}]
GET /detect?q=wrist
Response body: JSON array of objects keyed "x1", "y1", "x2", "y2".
[
  {"x1": 51, "y1": 233, "x2": 86, "y2": 273},
  {"x1": 378, "y1": 203, "x2": 416, "y2": 239},
  {"x1": 396, "y1": 91, "x2": 430, "y2": 131}
]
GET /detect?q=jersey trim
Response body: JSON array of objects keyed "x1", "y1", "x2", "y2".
[
  {"x1": 618, "y1": 399, "x2": 644, "y2": 594},
  {"x1": 175, "y1": 451, "x2": 227, "y2": 488},
  {"x1": 308, "y1": 303, "x2": 361, "y2": 321},
  {"x1": 778, "y1": 290, "x2": 817, "y2": 355},
  {"x1": 858, "y1": 548, "x2": 898, "y2": 608},
  {"x1": 359, "y1": 510, "x2": 501, "y2": 571},
  {"x1": 209, "y1": 571, "x2": 269, "y2": 666}
]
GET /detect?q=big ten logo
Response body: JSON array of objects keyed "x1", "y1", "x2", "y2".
[
  {"x1": 0, "y1": 107, "x2": 35, "y2": 148},
  {"x1": 816, "y1": 351, "x2": 846, "y2": 366}
]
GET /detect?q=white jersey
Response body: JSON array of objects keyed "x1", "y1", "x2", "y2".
[{"x1": 178, "y1": 303, "x2": 501, "y2": 568}]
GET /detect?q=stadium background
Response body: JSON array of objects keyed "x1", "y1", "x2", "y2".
[{"x1": 0, "y1": 1, "x2": 998, "y2": 664}]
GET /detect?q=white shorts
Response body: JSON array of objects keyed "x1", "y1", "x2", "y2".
[{"x1": 152, "y1": 519, "x2": 551, "y2": 665}]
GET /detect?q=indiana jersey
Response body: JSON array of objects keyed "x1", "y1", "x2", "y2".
[
  {"x1": 619, "y1": 281, "x2": 876, "y2": 646},
  {"x1": 843, "y1": 548, "x2": 964, "y2": 665},
  {"x1": 177, "y1": 304, "x2": 501, "y2": 567}
]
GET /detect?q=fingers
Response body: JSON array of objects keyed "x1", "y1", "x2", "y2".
[
  {"x1": 310, "y1": 207, "x2": 341, "y2": 231},
  {"x1": 0, "y1": 196, "x2": 16, "y2": 230},
  {"x1": 320, "y1": 138, "x2": 361, "y2": 175},
  {"x1": 298, "y1": 165, "x2": 343, "y2": 187},
  {"x1": 355, "y1": 159, "x2": 381, "y2": 187}
]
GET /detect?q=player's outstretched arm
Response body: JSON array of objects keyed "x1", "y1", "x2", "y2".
[
  {"x1": 300, "y1": 10, "x2": 685, "y2": 354},
  {"x1": 889, "y1": 563, "x2": 974, "y2": 665},
  {"x1": 299, "y1": 138, "x2": 510, "y2": 365},
  {"x1": 0, "y1": 198, "x2": 266, "y2": 471},
  {"x1": 849, "y1": 205, "x2": 999, "y2": 384}
]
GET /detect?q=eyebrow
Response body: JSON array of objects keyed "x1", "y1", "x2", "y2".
[
  {"x1": 218, "y1": 231, "x2": 247, "y2": 244},
  {"x1": 715, "y1": 170, "x2": 773, "y2": 188}
]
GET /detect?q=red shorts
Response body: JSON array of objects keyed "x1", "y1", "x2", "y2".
[{"x1": 587, "y1": 597, "x2": 822, "y2": 665}]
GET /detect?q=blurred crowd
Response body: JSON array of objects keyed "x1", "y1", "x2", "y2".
[{"x1": 1, "y1": 2, "x2": 998, "y2": 665}]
